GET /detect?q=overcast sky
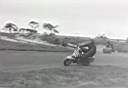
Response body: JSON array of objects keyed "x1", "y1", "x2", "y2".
[{"x1": 0, "y1": 0, "x2": 128, "y2": 39}]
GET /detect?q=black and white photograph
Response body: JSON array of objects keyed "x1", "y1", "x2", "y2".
[{"x1": 0, "y1": 0, "x2": 128, "y2": 88}]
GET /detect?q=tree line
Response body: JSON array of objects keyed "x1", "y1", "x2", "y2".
[{"x1": 2, "y1": 20, "x2": 59, "y2": 35}]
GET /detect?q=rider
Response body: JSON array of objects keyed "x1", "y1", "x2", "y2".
[
  {"x1": 79, "y1": 39, "x2": 96, "y2": 58},
  {"x1": 106, "y1": 41, "x2": 114, "y2": 52},
  {"x1": 62, "y1": 43, "x2": 82, "y2": 58}
]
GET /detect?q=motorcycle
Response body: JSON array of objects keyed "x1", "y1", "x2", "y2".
[{"x1": 64, "y1": 47, "x2": 95, "y2": 66}]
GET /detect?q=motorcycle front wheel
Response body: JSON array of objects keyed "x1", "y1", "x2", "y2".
[{"x1": 64, "y1": 59, "x2": 72, "y2": 66}]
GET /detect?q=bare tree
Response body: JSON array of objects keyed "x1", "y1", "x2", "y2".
[
  {"x1": 4, "y1": 23, "x2": 18, "y2": 33},
  {"x1": 28, "y1": 21, "x2": 39, "y2": 30},
  {"x1": 43, "y1": 23, "x2": 59, "y2": 34},
  {"x1": 19, "y1": 28, "x2": 37, "y2": 33},
  {"x1": 53, "y1": 29, "x2": 59, "y2": 33}
]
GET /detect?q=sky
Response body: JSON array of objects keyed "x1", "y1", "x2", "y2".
[{"x1": 0, "y1": 0, "x2": 128, "y2": 39}]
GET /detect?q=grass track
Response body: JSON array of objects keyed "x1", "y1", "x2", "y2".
[{"x1": 0, "y1": 51, "x2": 128, "y2": 88}]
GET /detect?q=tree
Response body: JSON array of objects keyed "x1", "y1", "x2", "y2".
[
  {"x1": 53, "y1": 29, "x2": 59, "y2": 33},
  {"x1": 43, "y1": 23, "x2": 59, "y2": 34},
  {"x1": 19, "y1": 28, "x2": 37, "y2": 33},
  {"x1": 28, "y1": 21, "x2": 39, "y2": 30},
  {"x1": 4, "y1": 23, "x2": 18, "y2": 33}
]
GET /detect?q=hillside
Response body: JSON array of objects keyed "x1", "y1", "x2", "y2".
[
  {"x1": 0, "y1": 32, "x2": 72, "y2": 52},
  {"x1": 0, "y1": 32, "x2": 94, "y2": 52},
  {"x1": 0, "y1": 32, "x2": 128, "y2": 53}
]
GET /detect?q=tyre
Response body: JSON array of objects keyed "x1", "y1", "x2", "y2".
[{"x1": 64, "y1": 59, "x2": 72, "y2": 66}]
